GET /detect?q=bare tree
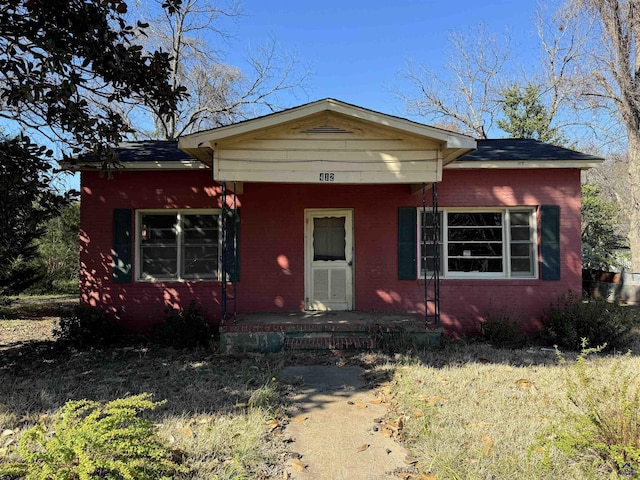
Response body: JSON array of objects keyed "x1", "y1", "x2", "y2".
[
  {"x1": 398, "y1": 25, "x2": 512, "y2": 138},
  {"x1": 583, "y1": 152, "x2": 632, "y2": 236},
  {"x1": 560, "y1": 0, "x2": 640, "y2": 271},
  {"x1": 133, "y1": 0, "x2": 310, "y2": 140}
]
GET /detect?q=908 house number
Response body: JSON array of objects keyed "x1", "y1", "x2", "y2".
[{"x1": 319, "y1": 172, "x2": 335, "y2": 181}]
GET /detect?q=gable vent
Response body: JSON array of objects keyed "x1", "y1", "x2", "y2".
[{"x1": 301, "y1": 125, "x2": 353, "y2": 134}]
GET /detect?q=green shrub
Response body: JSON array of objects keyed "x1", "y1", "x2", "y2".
[
  {"x1": 541, "y1": 292, "x2": 636, "y2": 351},
  {"x1": 152, "y1": 300, "x2": 210, "y2": 348},
  {"x1": 480, "y1": 312, "x2": 526, "y2": 348},
  {"x1": 0, "y1": 394, "x2": 186, "y2": 480},
  {"x1": 54, "y1": 304, "x2": 121, "y2": 349},
  {"x1": 544, "y1": 347, "x2": 640, "y2": 475}
]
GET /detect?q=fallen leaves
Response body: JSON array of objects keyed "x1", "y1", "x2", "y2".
[
  {"x1": 379, "y1": 416, "x2": 405, "y2": 440},
  {"x1": 291, "y1": 415, "x2": 308, "y2": 423},
  {"x1": 291, "y1": 458, "x2": 307, "y2": 471},
  {"x1": 515, "y1": 378, "x2": 533, "y2": 391},
  {"x1": 266, "y1": 419, "x2": 281, "y2": 431},
  {"x1": 420, "y1": 394, "x2": 445, "y2": 406},
  {"x1": 356, "y1": 442, "x2": 369, "y2": 452},
  {"x1": 481, "y1": 434, "x2": 494, "y2": 455}
]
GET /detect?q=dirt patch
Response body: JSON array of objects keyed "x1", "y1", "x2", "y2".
[
  {"x1": 0, "y1": 317, "x2": 58, "y2": 348},
  {"x1": 0, "y1": 295, "x2": 78, "y2": 348}
]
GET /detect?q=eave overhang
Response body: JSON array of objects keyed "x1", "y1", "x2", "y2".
[{"x1": 179, "y1": 98, "x2": 476, "y2": 184}]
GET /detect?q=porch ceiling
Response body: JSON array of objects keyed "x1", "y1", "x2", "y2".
[{"x1": 178, "y1": 99, "x2": 476, "y2": 185}]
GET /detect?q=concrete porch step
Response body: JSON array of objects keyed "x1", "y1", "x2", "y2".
[
  {"x1": 218, "y1": 312, "x2": 442, "y2": 354},
  {"x1": 283, "y1": 332, "x2": 375, "y2": 351}
]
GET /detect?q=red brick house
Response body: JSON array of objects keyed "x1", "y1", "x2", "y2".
[{"x1": 74, "y1": 99, "x2": 602, "y2": 336}]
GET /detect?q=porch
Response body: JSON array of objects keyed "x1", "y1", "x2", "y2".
[{"x1": 219, "y1": 311, "x2": 442, "y2": 353}]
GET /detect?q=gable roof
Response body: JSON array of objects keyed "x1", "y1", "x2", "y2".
[
  {"x1": 178, "y1": 98, "x2": 484, "y2": 184},
  {"x1": 180, "y1": 98, "x2": 476, "y2": 148}
]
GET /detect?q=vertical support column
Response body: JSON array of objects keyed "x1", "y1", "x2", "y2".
[
  {"x1": 221, "y1": 182, "x2": 228, "y2": 325},
  {"x1": 220, "y1": 181, "x2": 238, "y2": 325},
  {"x1": 421, "y1": 182, "x2": 441, "y2": 327},
  {"x1": 431, "y1": 183, "x2": 441, "y2": 326},
  {"x1": 231, "y1": 182, "x2": 238, "y2": 323}
]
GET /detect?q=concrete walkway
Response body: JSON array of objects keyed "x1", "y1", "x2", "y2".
[{"x1": 280, "y1": 365, "x2": 412, "y2": 480}]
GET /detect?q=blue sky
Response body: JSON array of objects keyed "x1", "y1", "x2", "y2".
[
  {"x1": 60, "y1": 0, "x2": 560, "y2": 191},
  {"x1": 223, "y1": 0, "x2": 554, "y2": 118}
]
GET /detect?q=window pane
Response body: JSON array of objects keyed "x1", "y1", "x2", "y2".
[
  {"x1": 448, "y1": 242, "x2": 503, "y2": 257},
  {"x1": 183, "y1": 214, "x2": 218, "y2": 243},
  {"x1": 510, "y1": 226, "x2": 531, "y2": 241},
  {"x1": 183, "y1": 214, "x2": 219, "y2": 277},
  {"x1": 313, "y1": 217, "x2": 346, "y2": 261},
  {"x1": 448, "y1": 258, "x2": 503, "y2": 273},
  {"x1": 510, "y1": 211, "x2": 530, "y2": 225},
  {"x1": 448, "y1": 227, "x2": 503, "y2": 242},
  {"x1": 511, "y1": 258, "x2": 533, "y2": 274},
  {"x1": 448, "y1": 212, "x2": 502, "y2": 227},
  {"x1": 141, "y1": 214, "x2": 178, "y2": 245},
  {"x1": 511, "y1": 243, "x2": 531, "y2": 257},
  {"x1": 141, "y1": 214, "x2": 178, "y2": 278},
  {"x1": 141, "y1": 245, "x2": 177, "y2": 277},
  {"x1": 183, "y1": 245, "x2": 218, "y2": 277}
]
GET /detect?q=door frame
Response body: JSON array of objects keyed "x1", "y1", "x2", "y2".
[{"x1": 304, "y1": 208, "x2": 354, "y2": 311}]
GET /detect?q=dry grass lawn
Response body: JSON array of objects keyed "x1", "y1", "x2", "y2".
[{"x1": 1, "y1": 296, "x2": 639, "y2": 479}]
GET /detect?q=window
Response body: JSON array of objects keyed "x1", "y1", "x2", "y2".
[
  {"x1": 137, "y1": 210, "x2": 220, "y2": 281},
  {"x1": 418, "y1": 208, "x2": 536, "y2": 278},
  {"x1": 313, "y1": 216, "x2": 346, "y2": 261}
]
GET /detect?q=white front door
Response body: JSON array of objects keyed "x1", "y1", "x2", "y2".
[{"x1": 305, "y1": 209, "x2": 353, "y2": 310}]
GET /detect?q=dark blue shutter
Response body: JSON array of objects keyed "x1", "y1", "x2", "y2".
[
  {"x1": 113, "y1": 209, "x2": 132, "y2": 283},
  {"x1": 224, "y1": 209, "x2": 240, "y2": 282},
  {"x1": 398, "y1": 207, "x2": 417, "y2": 280},
  {"x1": 540, "y1": 205, "x2": 561, "y2": 280}
]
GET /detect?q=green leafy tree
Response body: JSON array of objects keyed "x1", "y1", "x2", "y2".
[
  {"x1": 33, "y1": 202, "x2": 80, "y2": 293},
  {"x1": 0, "y1": 0, "x2": 186, "y2": 292},
  {"x1": 0, "y1": 0, "x2": 186, "y2": 162},
  {"x1": 0, "y1": 136, "x2": 66, "y2": 294},
  {"x1": 497, "y1": 83, "x2": 567, "y2": 145},
  {"x1": 581, "y1": 183, "x2": 627, "y2": 270}
]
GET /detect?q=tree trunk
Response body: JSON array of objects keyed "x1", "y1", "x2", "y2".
[{"x1": 627, "y1": 129, "x2": 640, "y2": 271}]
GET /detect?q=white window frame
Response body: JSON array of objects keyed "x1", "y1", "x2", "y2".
[
  {"x1": 418, "y1": 207, "x2": 538, "y2": 279},
  {"x1": 135, "y1": 209, "x2": 221, "y2": 282}
]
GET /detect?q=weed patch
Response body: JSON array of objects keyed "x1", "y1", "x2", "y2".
[
  {"x1": 0, "y1": 394, "x2": 186, "y2": 480},
  {"x1": 543, "y1": 346, "x2": 640, "y2": 475}
]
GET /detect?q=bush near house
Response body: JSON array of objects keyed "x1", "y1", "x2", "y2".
[
  {"x1": 480, "y1": 311, "x2": 527, "y2": 348},
  {"x1": 54, "y1": 304, "x2": 121, "y2": 349},
  {"x1": 152, "y1": 301, "x2": 211, "y2": 348},
  {"x1": 540, "y1": 292, "x2": 637, "y2": 351}
]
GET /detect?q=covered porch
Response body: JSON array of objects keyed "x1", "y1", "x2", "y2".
[{"x1": 178, "y1": 99, "x2": 477, "y2": 350}]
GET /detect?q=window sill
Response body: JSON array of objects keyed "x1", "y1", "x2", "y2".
[
  {"x1": 417, "y1": 277, "x2": 539, "y2": 287},
  {"x1": 135, "y1": 278, "x2": 222, "y2": 283}
]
